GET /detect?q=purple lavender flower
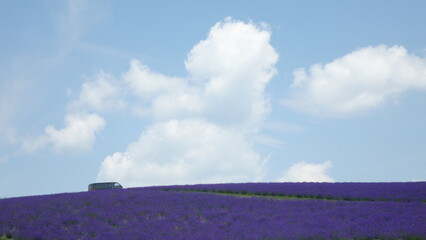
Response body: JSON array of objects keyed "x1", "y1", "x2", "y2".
[{"x1": 0, "y1": 183, "x2": 425, "y2": 239}]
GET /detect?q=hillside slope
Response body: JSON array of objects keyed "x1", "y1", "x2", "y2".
[{"x1": 1, "y1": 182, "x2": 425, "y2": 240}]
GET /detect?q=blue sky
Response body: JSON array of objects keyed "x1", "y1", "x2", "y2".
[{"x1": 1, "y1": 0, "x2": 425, "y2": 198}]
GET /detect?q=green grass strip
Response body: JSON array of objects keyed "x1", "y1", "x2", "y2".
[
  {"x1": 164, "y1": 188, "x2": 338, "y2": 201},
  {"x1": 164, "y1": 188, "x2": 425, "y2": 203}
]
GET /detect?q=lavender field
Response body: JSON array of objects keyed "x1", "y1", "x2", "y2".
[{"x1": 0, "y1": 182, "x2": 425, "y2": 240}]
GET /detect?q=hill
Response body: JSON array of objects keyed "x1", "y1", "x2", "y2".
[{"x1": 1, "y1": 182, "x2": 425, "y2": 239}]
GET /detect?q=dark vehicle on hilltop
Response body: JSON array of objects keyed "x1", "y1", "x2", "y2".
[{"x1": 88, "y1": 182, "x2": 123, "y2": 191}]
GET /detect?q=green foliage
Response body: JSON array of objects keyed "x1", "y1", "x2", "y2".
[
  {"x1": 164, "y1": 187, "x2": 426, "y2": 203},
  {"x1": 402, "y1": 236, "x2": 425, "y2": 240}
]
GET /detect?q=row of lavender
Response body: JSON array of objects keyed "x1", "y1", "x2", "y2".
[
  {"x1": 1, "y1": 186, "x2": 425, "y2": 240},
  {"x1": 158, "y1": 182, "x2": 426, "y2": 202}
]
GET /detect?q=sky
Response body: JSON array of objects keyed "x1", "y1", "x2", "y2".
[{"x1": 1, "y1": 0, "x2": 425, "y2": 198}]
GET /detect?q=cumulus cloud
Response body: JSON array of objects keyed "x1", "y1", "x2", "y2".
[
  {"x1": 22, "y1": 113, "x2": 105, "y2": 153},
  {"x1": 278, "y1": 160, "x2": 334, "y2": 182},
  {"x1": 97, "y1": 18, "x2": 278, "y2": 186},
  {"x1": 124, "y1": 60, "x2": 201, "y2": 120},
  {"x1": 187, "y1": 19, "x2": 278, "y2": 129},
  {"x1": 185, "y1": 18, "x2": 277, "y2": 81},
  {"x1": 125, "y1": 18, "x2": 278, "y2": 130},
  {"x1": 282, "y1": 45, "x2": 426, "y2": 117},
  {"x1": 97, "y1": 119, "x2": 266, "y2": 187}
]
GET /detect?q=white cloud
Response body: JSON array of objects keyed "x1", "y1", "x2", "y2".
[
  {"x1": 278, "y1": 160, "x2": 334, "y2": 182},
  {"x1": 97, "y1": 119, "x2": 267, "y2": 187},
  {"x1": 22, "y1": 113, "x2": 105, "y2": 153},
  {"x1": 185, "y1": 18, "x2": 278, "y2": 129},
  {"x1": 124, "y1": 60, "x2": 201, "y2": 119},
  {"x1": 185, "y1": 18, "x2": 277, "y2": 82},
  {"x1": 20, "y1": 73, "x2": 111, "y2": 153},
  {"x1": 125, "y1": 60, "x2": 189, "y2": 99},
  {"x1": 70, "y1": 71, "x2": 126, "y2": 113},
  {"x1": 21, "y1": 71, "x2": 121, "y2": 154},
  {"x1": 282, "y1": 45, "x2": 426, "y2": 117},
  {"x1": 124, "y1": 18, "x2": 278, "y2": 130},
  {"x1": 97, "y1": 18, "x2": 278, "y2": 186}
]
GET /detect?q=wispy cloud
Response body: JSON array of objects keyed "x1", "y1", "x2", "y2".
[
  {"x1": 0, "y1": 79, "x2": 30, "y2": 146},
  {"x1": 43, "y1": 0, "x2": 106, "y2": 67},
  {"x1": 11, "y1": 1, "x2": 116, "y2": 155},
  {"x1": 262, "y1": 120, "x2": 306, "y2": 134},
  {"x1": 77, "y1": 41, "x2": 134, "y2": 60},
  {"x1": 251, "y1": 134, "x2": 285, "y2": 148},
  {"x1": 0, "y1": 155, "x2": 8, "y2": 164}
]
